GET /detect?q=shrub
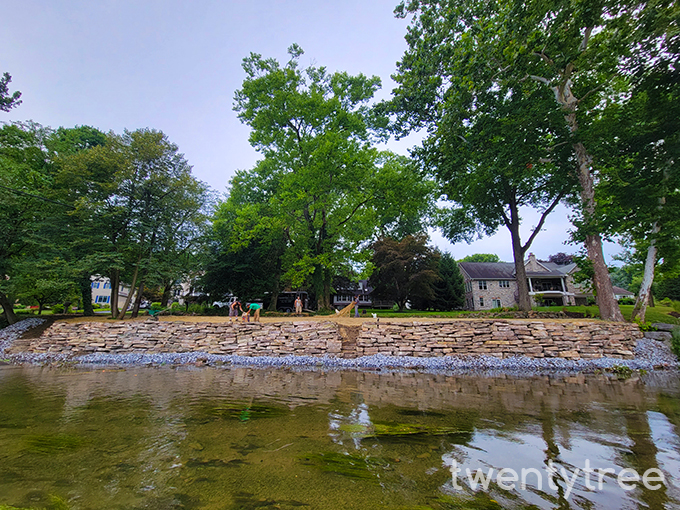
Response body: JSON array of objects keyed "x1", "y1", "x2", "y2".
[
  {"x1": 150, "y1": 302, "x2": 162, "y2": 310},
  {"x1": 660, "y1": 297, "x2": 673, "y2": 307},
  {"x1": 672, "y1": 300, "x2": 680, "y2": 313},
  {"x1": 51, "y1": 304, "x2": 65, "y2": 313},
  {"x1": 187, "y1": 303, "x2": 207, "y2": 314},
  {"x1": 633, "y1": 318, "x2": 658, "y2": 332},
  {"x1": 618, "y1": 297, "x2": 635, "y2": 305},
  {"x1": 671, "y1": 327, "x2": 680, "y2": 358}
]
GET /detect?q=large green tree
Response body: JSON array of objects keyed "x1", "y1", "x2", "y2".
[
  {"x1": 61, "y1": 129, "x2": 210, "y2": 318},
  {"x1": 389, "y1": 0, "x2": 575, "y2": 312},
  {"x1": 231, "y1": 45, "x2": 432, "y2": 309},
  {"x1": 0, "y1": 122, "x2": 56, "y2": 324},
  {"x1": 591, "y1": 11, "x2": 680, "y2": 321},
  {"x1": 369, "y1": 234, "x2": 440, "y2": 312},
  {"x1": 388, "y1": 0, "x2": 676, "y2": 320}
]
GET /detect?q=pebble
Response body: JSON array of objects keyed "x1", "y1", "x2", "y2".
[{"x1": 0, "y1": 318, "x2": 677, "y2": 375}]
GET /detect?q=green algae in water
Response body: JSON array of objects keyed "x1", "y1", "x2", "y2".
[
  {"x1": 0, "y1": 495, "x2": 70, "y2": 510},
  {"x1": 187, "y1": 401, "x2": 289, "y2": 424},
  {"x1": 298, "y1": 452, "x2": 389, "y2": 481},
  {"x1": 23, "y1": 435, "x2": 85, "y2": 454},
  {"x1": 369, "y1": 422, "x2": 472, "y2": 438}
]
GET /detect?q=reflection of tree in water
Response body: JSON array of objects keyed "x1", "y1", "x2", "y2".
[{"x1": 328, "y1": 393, "x2": 374, "y2": 449}]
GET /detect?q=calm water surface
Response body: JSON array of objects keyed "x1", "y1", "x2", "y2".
[{"x1": 0, "y1": 366, "x2": 679, "y2": 510}]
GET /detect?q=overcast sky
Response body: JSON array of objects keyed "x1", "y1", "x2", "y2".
[{"x1": 2, "y1": 0, "x2": 622, "y2": 263}]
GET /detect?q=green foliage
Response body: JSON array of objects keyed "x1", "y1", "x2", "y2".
[
  {"x1": 220, "y1": 46, "x2": 434, "y2": 309},
  {"x1": 150, "y1": 302, "x2": 162, "y2": 310},
  {"x1": 671, "y1": 327, "x2": 680, "y2": 358},
  {"x1": 369, "y1": 234, "x2": 440, "y2": 312},
  {"x1": 633, "y1": 319, "x2": 658, "y2": 332},
  {"x1": 458, "y1": 254, "x2": 500, "y2": 263},
  {"x1": 0, "y1": 71, "x2": 22, "y2": 111}
]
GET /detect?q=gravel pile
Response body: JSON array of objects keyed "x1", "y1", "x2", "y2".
[{"x1": 0, "y1": 318, "x2": 677, "y2": 374}]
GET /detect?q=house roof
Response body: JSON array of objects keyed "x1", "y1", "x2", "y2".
[
  {"x1": 458, "y1": 262, "x2": 516, "y2": 280},
  {"x1": 612, "y1": 286, "x2": 634, "y2": 296},
  {"x1": 542, "y1": 262, "x2": 578, "y2": 274}
]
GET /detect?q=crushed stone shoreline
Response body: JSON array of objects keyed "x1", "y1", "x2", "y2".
[{"x1": 1, "y1": 318, "x2": 677, "y2": 375}]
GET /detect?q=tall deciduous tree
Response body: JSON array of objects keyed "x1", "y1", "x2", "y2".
[
  {"x1": 389, "y1": 0, "x2": 673, "y2": 320},
  {"x1": 591, "y1": 9, "x2": 680, "y2": 321},
  {"x1": 0, "y1": 122, "x2": 55, "y2": 324},
  {"x1": 369, "y1": 234, "x2": 440, "y2": 312},
  {"x1": 232, "y1": 45, "x2": 432, "y2": 309},
  {"x1": 389, "y1": 0, "x2": 575, "y2": 311}
]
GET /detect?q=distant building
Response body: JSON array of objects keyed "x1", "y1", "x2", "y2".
[
  {"x1": 332, "y1": 279, "x2": 394, "y2": 309},
  {"x1": 90, "y1": 276, "x2": 134, "y2": 306},
  {"x1": 459, "y1": 254, "x2": 634, "y2": 311}
]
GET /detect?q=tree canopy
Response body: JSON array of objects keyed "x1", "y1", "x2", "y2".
[{"x1": 222, "y1": 45, "x2": 433, "y2": 309}]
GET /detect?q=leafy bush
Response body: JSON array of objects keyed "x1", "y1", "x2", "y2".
[
  {"x1": 150, "y1": 302, "x2": 162, "y2": 310},
  {"x1": 633, "y1": 318, "x2": 658, "y2": 332},
  {"x1": 618, "y1": 297, "x2": 635, "y2": 305},
  {"x1": 672, "y1": 300, "x2": 680, "y2": 313},
  {"x1": 660, "y1": 297, "x2": 673, "y2": 307},
  {"x1": 51, "y1": 304, "x2": 65, "y2": 313},
  {"x1": 671, "y1": 327, "x2": 680, "y2": 358}
]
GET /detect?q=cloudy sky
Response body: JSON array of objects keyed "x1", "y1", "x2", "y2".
[{"x1": 2, "y1": 0, "x2": 621, "y2": 263}]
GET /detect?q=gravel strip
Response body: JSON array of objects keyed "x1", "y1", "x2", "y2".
[{"x1": 1, "y1": 318, "x2": 677, "y2": 374}]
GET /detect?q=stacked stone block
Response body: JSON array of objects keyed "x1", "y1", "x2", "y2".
[{"x1": 15, "y1": 319, "x2": 642, "y2": 360}]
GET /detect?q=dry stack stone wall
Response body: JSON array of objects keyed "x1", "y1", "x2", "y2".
[{"x1": 14, "y1": 319, "x2": 642, "y2": 360}]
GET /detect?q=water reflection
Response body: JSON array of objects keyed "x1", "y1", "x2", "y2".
[{"x1": 0, "y1": 366, "x2": 678, "y2": 509}]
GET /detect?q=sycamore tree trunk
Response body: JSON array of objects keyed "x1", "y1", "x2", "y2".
[
  {"x1": 0, "y1": 291, "x2": 19, "y2": 325},
  {"x1": 631, "y1": 225, "x2": 660, "y2": 322},
  {"x1": 117, "y1": 253, "x2": 143, "y2": 320},
  {"x1": 556, "y1": 83, "x2": 624, "y2": 322}
]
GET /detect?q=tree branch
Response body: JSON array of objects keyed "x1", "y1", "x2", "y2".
[{"x1": 522, "y1": 193, "x2": 565, "y2": 252}]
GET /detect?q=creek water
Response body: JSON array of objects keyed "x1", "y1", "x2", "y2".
[{"x1": 0, "y1": 366, "x2": 678, "y2": 510}]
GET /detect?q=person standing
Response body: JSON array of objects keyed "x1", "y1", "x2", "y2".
[
  {"x1": 354, "y1": 295, "x2": 360, "y2": 318},
  {"x1": 230, "y1": 299, "x2": 242, "y2": 318},
  {"x1": 294, "y1": 295, "x2": 303, "y2": 316},
  {"x1": 246, "y1": 302, "x2": 262, "y2": 322}
]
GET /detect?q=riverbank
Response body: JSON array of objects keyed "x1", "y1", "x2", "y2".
[{"x1": 1, "y1": 317, "x2": 677, "y2": 374}]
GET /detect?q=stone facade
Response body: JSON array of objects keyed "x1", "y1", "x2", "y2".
[{"x1": 13, "y1": 319, "x2": 642, "y2": 360}]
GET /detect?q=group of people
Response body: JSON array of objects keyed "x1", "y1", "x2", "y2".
[
  {"x1": 228, "y1": 295, "x2": 305, "y2": 321},
  {"x1": 229, "y1": 299, "x2": 262, "y2": 322}
]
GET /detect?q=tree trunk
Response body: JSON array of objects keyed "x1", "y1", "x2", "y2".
[
  {"x1": 508, "y1": 205, "x2": 532, "y2": 311},
  {"x1": 631, "y1": 229, "x2": 659, "y2": 322},
  {"x1": 160, "y1": 282, "x2": 172, "y2": 308},
  {"x1": 110, "y1": 269, "x2": 120, "y2": 318},
  {"x1": 0, "y1": 291, "x2": 19, "y2": 325},
  {"x1": 117, "y1": 258, "x2": 142, "y2": 320},
  {"x1": 558, "y1": 86, "x2": 624, "y2": 321},
  {"x1": 130, "y1": 276, "x2": 145, "y2": 318},
  {"x1": 79, "y1": 274, "x2": 94, "y2": 316}
]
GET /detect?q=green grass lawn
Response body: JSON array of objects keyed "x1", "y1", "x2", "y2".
[
  {"x1": 359, "y1": 304, "x2": 680, "y2": 324},
  {"x1": 533, "y1": 304, "x2": 680, "y2": 324}
]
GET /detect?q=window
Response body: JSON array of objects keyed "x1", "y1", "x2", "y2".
[
  {"x1": 499, "y1": 280, "x2": 510, "y2": 288},
  {"x1": 91, "y1": 282, "x2": 100, "y2": 289},
  {"x1": 478, "y1": 280, "x2": 487, "y2": 290},
  {"x1": 103, "y1": 282, "x2": 111, "y2": 289},
  {"x1": 95, "y1": 295, "x2": 110, "y2": 304},
  {"x1": 479, "y1": 297, "x2": 484, "y2": 307},
  {"x1": 492, "y1": 299, "x2": 502, "y2": 308}
]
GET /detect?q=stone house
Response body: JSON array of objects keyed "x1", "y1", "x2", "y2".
[{"x1": 459, "y1": 254, "x2": 633, "y2": 310}]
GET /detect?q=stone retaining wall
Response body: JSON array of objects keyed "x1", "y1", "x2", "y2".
[{"x1": 12, "y1": 319, "x2": 642, "y2": 359}]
